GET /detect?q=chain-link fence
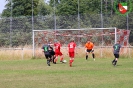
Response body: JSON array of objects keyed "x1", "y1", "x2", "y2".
[{"x1": 0, "y1": 13, "x2": 133, "y2": 59}]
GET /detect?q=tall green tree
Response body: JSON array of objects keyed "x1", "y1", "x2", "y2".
[
  {"x1": 37, "y1": 0, "x2": 52, "y2": 16},
  {"x1": 49, "y1": 0, "x2": 113, "y2": 16},
  {"x1": 49, "y1": 0, "x2": 61, "y2": 7},
  {"x1": 1, "y1": 0, "x2": 52, "y2": 17}
]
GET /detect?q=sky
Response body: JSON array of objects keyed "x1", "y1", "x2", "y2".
[{"x1": 0, "y1": 0, "x2": 7, "y2": 13}]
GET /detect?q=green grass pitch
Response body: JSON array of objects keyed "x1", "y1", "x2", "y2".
[{"x1": 0, "y1": 58, "x2": 133, "y2": 88}]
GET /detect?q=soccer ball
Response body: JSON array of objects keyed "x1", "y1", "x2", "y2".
[{"x1": 63, "y1": 60, "x2": 67, "y2": 63}]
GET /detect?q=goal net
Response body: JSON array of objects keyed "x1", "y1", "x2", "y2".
[{"x1": 33, "y1": 28, "x2": 130, "y2": 58}]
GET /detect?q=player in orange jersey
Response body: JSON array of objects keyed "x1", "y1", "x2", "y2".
[{"x1": 85, "y1": 40, "x2": 95, "y2": 61}]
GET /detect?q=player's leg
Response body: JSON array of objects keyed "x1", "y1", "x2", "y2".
[
  {"x1": 112, "y1": 59, "x2": 115, "y2": 65},
  {"x1": 69, "y1": 52, "x2": 72, "y2": 67},
  {"x1": 86, "y1": 49, "x2": 89, "y2": 60},
  {"x1": 71, "y1": 52, "x2": 75, "y2": 63},
  {"x1": 91, "y1": 50, "x2": 95, "y2": 58},
  {"x1": 50, "y1": 50, "x2": 55, "y2": 63},
  {"x1": 52, "y1": 55, "x2": 56, "y2": 63},
  {"x1": 54, "y1": 52, "x2": 58, "y2": 64},
  {"x1": 59, "y1": 52, "x2": 63, "y2": 62},
  {"x1": 91, "y1": 50, "x2": 95, "y2": 60},
  {"x1": 114, "y1": 58, "x2": 118, "y2": 66},
  {"x1": 49, "y1": 55, "x2": 53, "y2": 62},
  {"x1": 49, "y1": 50, "x2": 54, "y2": 62},
  {"x1": 54, "y1": 56, "x2": 57, "y2": 64},
  {"x1": 69, "y1": 52, "x2": 74, "y2": 67},
  {"x1": 52, "y1": 51, "x2": 56, "y2": 63},
  {"x1": 114, "y1": 54, "x2": 119, "y2": 66},
  {"x1": 112, "y1": 54, "x2": 116, "y2": 65},
  {"x1": 112, "y1": 54, "x2": 118, "y2": 66},
  {"x1": 45, "y1": 55, "x2": 50, "y2": 66}
]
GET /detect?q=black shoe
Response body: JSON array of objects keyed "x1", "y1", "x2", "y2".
[
  {"x1": 53, "y1": 62, "x2": 56, "y2": 64},
  {"x1": 112, "y1": 61, "x2": 115, "y2": 65},
  {"x1": 113, "y1": 64, "x2": 116, "y2": 66},
  {"x1": 48, "y1": 63, "x2": 50, "y2": 66},
  {"x1": 113, "y1": 62, "x2": 117, "y2": 66},
  {"x1": 47, "y1": 60, "x2": 50, "y2": 66}
]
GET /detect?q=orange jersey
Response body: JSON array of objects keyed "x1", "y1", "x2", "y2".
[{"x1": 85, "y1": 42, "x2": 94, "y2": 50}]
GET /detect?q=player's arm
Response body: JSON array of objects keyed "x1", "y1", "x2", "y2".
[
  {"x1": 49, "y1": 43, "x2": 54, "y2": 46},
  {"x1": 119, "y1": 45, "x2": 122, "y2": 54},
  {"x1": 41, "y1": 46, "x2": 44, "y2": 52},
  {"x1": 48, "y1": 43, "x2": 54, "y2": 49},
  {"x1": 92, "y1": 43, "x2": 94, "y2": 49},
  {"x1": 84, "y1": 44, "x2": 87, "y2": 52},
  {"x1": 91, "y1": 43, "x2": 94, "y2": 52},
  {"x1": 48, "y1": 46, "x2": 52, "y2": 50},
  {"x1": 74, "y1": 43, "x2": 77, "y2": 54}
]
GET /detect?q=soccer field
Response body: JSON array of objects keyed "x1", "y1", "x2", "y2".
[{"x1": 0, "y1": 58, "x2": 133, "y2": 88}]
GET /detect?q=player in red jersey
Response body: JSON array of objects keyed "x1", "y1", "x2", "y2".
[
  {"x1": 54, "y1": 41, "x2": 63, "y2": 64},
  {"x1": 68, "y1": 39, "x2": 76, "y2": 67}
]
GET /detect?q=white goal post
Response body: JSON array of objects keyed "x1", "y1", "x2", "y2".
[{"x1": 32, "y1": 27, "x2": 118, "y2": 57}]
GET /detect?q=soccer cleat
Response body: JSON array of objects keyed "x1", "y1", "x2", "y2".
[
  {"x1": 113, "y1": 61, "x2": 117, "y2": 66},
  {"x1": 70, "y1": 64, "x2": 72, "y2": 67},
  {"x1": 112, "y1": 61, "x2": 115, "y2": 65},
  {"x1": 94, "y1": 59, "x2": 95, "y2": 61},
  {"x1": 53, "y1": 62, "x2": 56, "y2": 64},
  {"x1": 113, "y1": 63, "x2": 116, "y2": 66},
  {"x1": 48, "y1": 63, "x2": 50, "y2": 66},
  {"x1": 47, "y1": 61, "x2": 50, "y2": 66},
  {"x1": 69, "y1": 62, "x2": 72, "y2": 67},
  {"x1": 60, "y1": 60, "x2": 64, "y2": 63}
]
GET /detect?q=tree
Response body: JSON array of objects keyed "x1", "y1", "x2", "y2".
[
  {"x1": 1, "y1": 0, "x2": 52, "y2": 17},
  {"x1": 49, "y1": 0, "x2": 113, "y2": 16},
  {"x1": 37, "y1": 0, "x2": 53, "y2": 16}
]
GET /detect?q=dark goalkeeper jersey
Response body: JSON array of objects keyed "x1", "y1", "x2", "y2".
[
  {"x1": 113, "y1": 43, "x2": 121, "y2": 54},
  {"x1": 42, "y1": 44, "x2": 50, "y2": 55}
]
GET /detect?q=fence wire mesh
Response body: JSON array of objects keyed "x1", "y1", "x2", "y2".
[{"x1": 0, "y1": 13, "x2": 133, "y2": 59}]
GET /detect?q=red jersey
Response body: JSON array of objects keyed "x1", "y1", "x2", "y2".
[
  {"x1": 68, "y1": 42, "x2": 76, "y2": 52},
  {"x1": 54, "y1": 43, "x2": 61, "y2": 52}
]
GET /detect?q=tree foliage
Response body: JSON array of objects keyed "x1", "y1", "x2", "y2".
[
  {"x1": 2, "y1": 0, "x2": 52, "y2": 17},
  {"x1": 0, "y1": 0, "x2": 133, "y2": 46},
  {"x1": 49, "y1": 0, "x2": 113, "y2": 16}
]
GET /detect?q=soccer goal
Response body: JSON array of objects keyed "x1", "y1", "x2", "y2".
[
  {"x1": 33, "y1": 27, "x2": 119, "y2": 56},
  {"x1": 32, "y1": 27, "x2": 120, "y2": 57}
]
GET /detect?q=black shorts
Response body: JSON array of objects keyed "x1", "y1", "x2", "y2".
[
  {"x1": 114, "y1": 54, "x2": 119, "y2": 58},
  {"x1": 86, "y1": 49, "x2": 94, "y2": 53},
  {"x1": 45, "y1": 54, "x2": 51, "y2": 59},
  {"x1": 49, "y1": 50, "x2": 55, "y2": 55}
]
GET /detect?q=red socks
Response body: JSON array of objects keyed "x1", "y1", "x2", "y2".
[
  {"x1": 69, "y1": 59, "x2": 74, "y2": 67},
  {"x1": 60, "y1": 58, "x2": 63, "y2": 62}
]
